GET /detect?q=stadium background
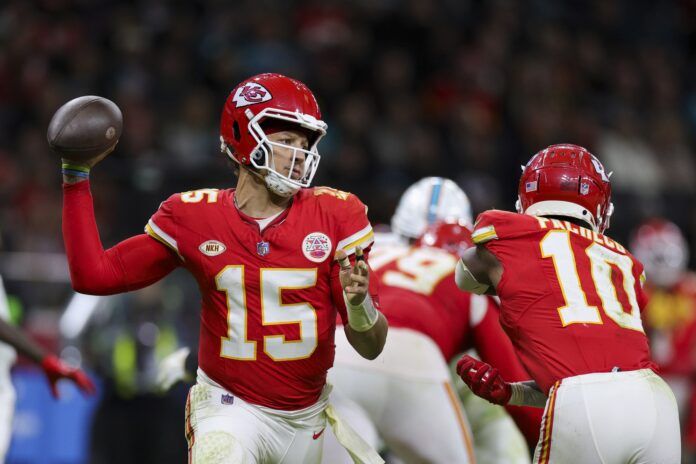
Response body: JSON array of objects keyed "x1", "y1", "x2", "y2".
[{"x1": 1, "y1": 0, "x2": 696, "y2": 462}]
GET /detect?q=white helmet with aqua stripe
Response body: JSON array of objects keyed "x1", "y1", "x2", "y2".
[{"x1": 391, "y1": 177, "x2": 472, "y2": 241}]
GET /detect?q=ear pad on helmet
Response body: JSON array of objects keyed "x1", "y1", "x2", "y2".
[{"x1": 251, "y1": 148, "x2": 265, "y2": 165}]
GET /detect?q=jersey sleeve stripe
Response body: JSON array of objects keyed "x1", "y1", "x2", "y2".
[
  {"x1": 471, "y1": 225, "x2": 498, "y2": 244},
  {"x1": 145, "y1": 220, "x2": 183, "y2": 259},
  {"x1": 337, "y1": 224, "x2": 374, "y2": 251},
  {"x1": 340, "y1": 231, "x2": 374, "y2": 256}
]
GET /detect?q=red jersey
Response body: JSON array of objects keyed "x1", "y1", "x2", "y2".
[
  {"x1": 370, "y1": 242, "x2": 480, "y2": 361},
  {"x1": 472, "y1": 210, "x2": 655, "y2": 393},
  {"x1": 146, "y1": 187, "x2": 374, "y2": 410}
]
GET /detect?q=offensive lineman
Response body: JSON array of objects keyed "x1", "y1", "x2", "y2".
[
  {"x1": 324, "y1": 178, "x2": 540, "y2": 463},
  {"x1": 455, "y1": 144, "x2": 680, "y2": 463},
  {"x1": 59, "y1": 73, "x2": 387, "y2": 464}
]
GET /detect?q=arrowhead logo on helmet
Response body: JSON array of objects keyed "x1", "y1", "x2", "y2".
[{"x1": 232, "y1": 83, "x2": 273, "y2": 108}]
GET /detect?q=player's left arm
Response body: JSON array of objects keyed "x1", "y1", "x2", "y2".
[{"x1": 333, "y1": 248, "x2": 388, "y2": 360}]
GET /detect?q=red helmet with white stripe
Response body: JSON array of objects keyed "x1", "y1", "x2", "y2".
[
  {"x1": 516, "y1": 144, "x2": 613, "y2": 233},
  {"x1": 220, "y1": 73, "x2": 327, "y2": 197}
]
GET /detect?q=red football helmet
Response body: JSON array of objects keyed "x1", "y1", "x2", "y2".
[
  {"x1": 220, "y1": 73, "x2": 327, "y2": 197},
  {"x1": 516, "y1": 144, "x2": 613, "y2": 233},
  {"x1": 630, "y1": 219, "x2": 689, "y2": 288},
  {"x1": 416, "y1": 219, "x2": 474, "y2": 257}
]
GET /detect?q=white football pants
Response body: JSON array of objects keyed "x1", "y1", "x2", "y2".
[
  {"x1": 186, "y1": 370, "x2": 382, "y2": 464},
  {"x1": 323, "y1": 328, "x2": 476, "y2": 463},
  {"x1": 533, "y1": 369, "x2": 680, "y2": 464}
]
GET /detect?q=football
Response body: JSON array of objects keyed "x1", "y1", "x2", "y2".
[{"x1": 47, "y1": 96, "x2": 122, "y2": 162}]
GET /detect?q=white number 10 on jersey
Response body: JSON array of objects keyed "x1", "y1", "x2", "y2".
[{"x1": 540, "y1": 230, "x2": 644, "y2": 332}]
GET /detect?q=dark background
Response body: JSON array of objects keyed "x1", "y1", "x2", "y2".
[{"x1": 1, "y1": 0, "x2": 696, "y2": 462}]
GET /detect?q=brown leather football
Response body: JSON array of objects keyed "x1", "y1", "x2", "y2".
[{"x1": 47, "y1": 96, "x2": 122, "y2": 162}]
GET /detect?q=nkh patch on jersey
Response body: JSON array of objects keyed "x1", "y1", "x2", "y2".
[{"x1": 232, "y1": 83, "x2": 272, "y2": 107}]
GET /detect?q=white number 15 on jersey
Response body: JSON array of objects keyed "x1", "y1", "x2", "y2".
[{"x1": 215, "y1": 267, "x2": 318, "y2": 361}]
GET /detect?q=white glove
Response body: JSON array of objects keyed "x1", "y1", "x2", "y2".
[{"x1": 156, "y1": 347, "x2": 191, "y2": 392}]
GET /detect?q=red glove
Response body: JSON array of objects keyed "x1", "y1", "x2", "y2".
[
  {"x1": 41, "y1": 355, "x2": 96, "y2": 398},
  {"x1": 456, "y1": 354, "x2": 511, "y2": 405}
]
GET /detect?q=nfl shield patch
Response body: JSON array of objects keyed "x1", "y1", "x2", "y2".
[
  {"x1": 221, "y1": 393, "x2": 234, "y2": 405},
  {"x1": 580, "y1": 182, "x2": 590, "y2": 195},
  {"x1": 256, "y1": 241, "x2": 270, "y2": 257}
]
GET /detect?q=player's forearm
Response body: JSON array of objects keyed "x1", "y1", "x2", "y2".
[
  {"x1": 0, "y1": 319, "x2": 46, "y2": 364},
  {"x1": 508, "y1": 380, "x2": 547, "y2": 408},
  {"x1": 344, "y1": 312, "x2": 388, "y2": 360},
  {"x1": 63, "y1": 182, "x2": 178, "y2": 294}
]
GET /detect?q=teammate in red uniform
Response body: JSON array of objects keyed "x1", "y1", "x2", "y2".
[
  {"x1": 631, "y1": 219, "x2": 696, "y2": 458},
  {"x1": 59, "y1": 73, "x2": 387, "y2": 464},
  {"x1": 324, "y1": 177, "x2": 540, "y2": 464},
  {"x1": 455, "y1": 144, "x2": 680, "y2": 463}
]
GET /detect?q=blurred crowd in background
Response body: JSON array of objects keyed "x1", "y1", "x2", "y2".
[{"x1": 2, "y1": 0, "x2": 696, "y2": 462}]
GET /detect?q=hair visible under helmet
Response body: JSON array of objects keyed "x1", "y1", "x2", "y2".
[{"x1": 219, "y1": 73, "x2": 327, "y2": 197}]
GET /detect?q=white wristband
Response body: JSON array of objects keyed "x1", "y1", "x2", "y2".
[{"x1": 344, "y1": 293, "x2": 379, "y2": 332}]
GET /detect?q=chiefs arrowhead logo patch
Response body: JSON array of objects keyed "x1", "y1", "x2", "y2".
[{"x1": 232, "y1": 83, "x2": 272, "y2": 108}]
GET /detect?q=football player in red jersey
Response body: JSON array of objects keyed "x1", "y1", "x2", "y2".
[
  {"x1": 455, "y1": 144, "x2": 680, "y2": 463},
  {"x1": 59, "y1": 73, "x2": 387, "y2": 464},
  {"x1": 324, "y1": 177, "x2": 541, "y2": 464},
  {"x1": 631, "y1": 219, "x2": 696, "y2": 458}
]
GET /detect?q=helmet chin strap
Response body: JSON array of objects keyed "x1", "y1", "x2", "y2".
[
  {"x1": 224, "y1": 144, "x2": 300, "y2": 198},
  {"x1": 264, "y1": 171, "x2": 299, "y2": 197}
]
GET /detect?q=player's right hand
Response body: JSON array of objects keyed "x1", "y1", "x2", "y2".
[
  {"x1": 61, "y1": 143, "x2": 115, "y2": 170},
  {"x1": 41, "y1": 355, "x2": 96, "y2": 398},
  {"x1": 456, "y1": 355, "x2": 511, "y2": 405}
]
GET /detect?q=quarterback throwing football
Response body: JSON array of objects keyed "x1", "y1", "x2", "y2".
[
  {"x1": 455, "y1": 144, "x2": 680, "y2": 463},
  {"x1": 59, "y1": 73, "x2": 387, "y2": 464}
]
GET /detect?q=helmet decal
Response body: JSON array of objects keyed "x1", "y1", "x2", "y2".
[
  {"x1": 590, "y1": 158, "x2": 610, "y2": 182},
  {"x1": 232, "y1": 83, "x2": 273, "y2": 108},
  {"x1": 426, "y1": 178, "x2": 443, "y2": 224}
]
